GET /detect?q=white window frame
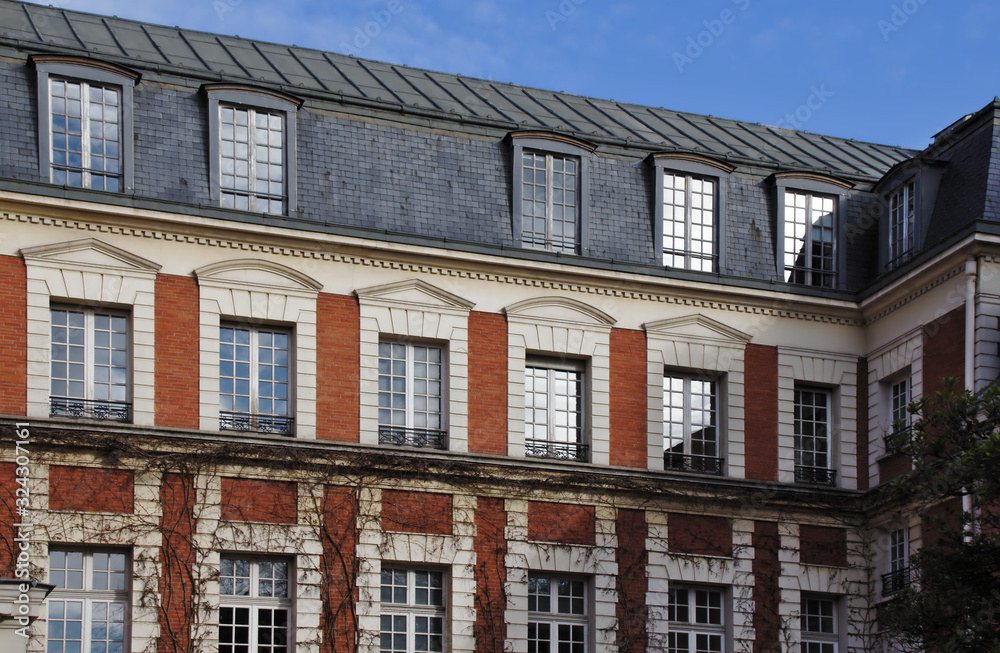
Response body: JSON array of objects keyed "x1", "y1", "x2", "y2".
[
  {"x1": 378, "y1": 340, "x2": 447, "y2": 449},
  {"x1": 218, "y1": 555, "x2": 293, "y2": 653},
  {"x1": 794, "y1": 386, "x2": 836, "y2": 486},
  {"x1": 205, "y1": 86, "x2": 301, "y2": 215},
  {"x1": 882, "y1": 527, "x2": 911, "y2": 597},
  {"x1": 890, "y1": 377, "x2": 911, "y2": 434},
  {"x1": 47, "y1": 548, "x2": 130, "y2": 653},
  {"x1": 800, "y1": 595, "x2": 839, "y2": 653},
  {"x1": 33, "y1": 55, "x2": 138, "y2": 193},
  {"x1": 888, "y1": 180, "x2": 916, "y2": 267},
  {"x1": 218, "y1": 323, "x2": 294, "y2": 435},
  {"x1": 524, "y1": 357, "x2": 588, "y2": 462},
  {"x1": 773, "y1": 174, "x2": 851, "y2": 290},
  {"x1": 49, "y1": 305, "x2": 132, "y2": 422},
  {"x1": 663, "y1": 371, "x2": 722, "y2": 475},
  {"x1": 527, "y1": 573, "x2": 589, "y2": 653},
  {"x1": 379, "y1": 567, "x2": 447, "y2": 653},
  {"x1": 667, "y1": 585, "x2": 727, "y2": 653},
  {"x1": 782, "y1": 190, "x2": 837, "y2": 288}
]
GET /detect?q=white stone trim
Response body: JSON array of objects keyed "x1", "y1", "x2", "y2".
[
  {"x1": 505, "y1": 297, "x2": 614, "y2": 465},
  {"x1": 356, "y1": 279, "x2": 474, "y2": 452},
  {"x1": 866, "y1": 329, "x2": 923, "y2": 483},
  {"x1": 777, "y1": 348, "x2": 859, "y2": 489},
  {"x1": 21, "y1": 238, "x2": 160, "y2": 425},
  {"x1": 195, "y1": 258, "x2": 321, "y2": 438},
  {"x1": 644, "y1": 314, "x2": 750, "y2": 475}
]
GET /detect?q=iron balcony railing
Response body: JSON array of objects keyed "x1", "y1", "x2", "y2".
[
  {"x1": 525, "y1": 439, "x2": 589, "y2": 462},
  {"x1": 664, "y1": 452, "x2": 724, "y2": 475},
  {"x1": 794, "y1": 465, "x2": 837, "y2": 486},
  {"x1": 378, "y1": 426, "x2": 448, "y2": 450},
  {"x1": 881, "y1": 567, "x2": 912, "y2": 596},
  {"x1": 50, "y1": 397, "x2": 131, "y2": 423},
  {"x1": 219, "y1": 411, "x2": 294, "y2": 436}
]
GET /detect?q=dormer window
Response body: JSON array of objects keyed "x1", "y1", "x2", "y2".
[{"x1": 888, "y1": 180, "x2": 915, "y2": 267}]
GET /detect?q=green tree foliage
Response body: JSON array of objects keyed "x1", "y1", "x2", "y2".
[{"x1": 883, "y1": 379, "x2": 1000, "y2": 651}]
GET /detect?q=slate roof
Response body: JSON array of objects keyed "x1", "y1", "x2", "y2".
[{"x1": 0, "y1": 0, "x2": 916, "y2": 180}]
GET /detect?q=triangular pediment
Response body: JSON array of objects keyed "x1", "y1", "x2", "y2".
[
  {"x1": 21, "y1": 238, "x2": 161, "y2": 273},
  {"x1": 195, "y1": 259, "x2": 322, "y2": 292},
  {"x1": 355, "y1": 279, "x2": 475, "y2": 311},
  {"x1": 644, "y1": 314, "x2": 751, "y2": 344},
  {"x1": 504, "y1": 296, "x2": 616, "y2": 327}
]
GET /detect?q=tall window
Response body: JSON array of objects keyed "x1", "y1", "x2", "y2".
[
  {"x1": 528, "y1": 574, "x2": 587, "y2": 653},
  {"x1": 890, "y1": 378, "x2": 911, "y2": 433},
  {"x1": 882, "y1": 528, "x2": 910, "y2": 596},
  {"x1": 50, "y1": 307, "x2": 130, "y2": 422},
  {"x1": 801, "y1": 595, "x2": 838, "y2": 653},
  {"x1": 521, "y1": 152, "x2": 579, "y2": 253},
  {"x1": 794, "y1": 388, "x2": 835, "y2": 486},
  {"x1": 48, "y1": 79, "x2": 122, "y2": 191},
  {"x1": 662, "y1": 173, "x2": 715, "y2": 272},
  {"x1": 219, "y1": 325, "x2": 292, "y2": 434},
  {"x1": 664, "y1": 374, "x2": 721, "y2": 474},
  {"x1": 380, "y1": 568, "x2": 445, "y2": 653},
  {"x1": 219, "y1": 105, "x2": 286, "y2": 214},
  {"x1": 888, "y1": 181, "x2": 915, "y2": 266},
  {"x1": 525, "y1": 362, "x2": 586, "y2": 461},
  {"x1": 378, "y1": 342, "x2": 446, "y2": 449},
  {"x1": 667, "y1": 586, "x2": 725, "y2": 653},
  {"x1": 219, "y1": 556, "x2": 291, "y2": 653},
  {"x1": 48, "y1": 549, "x2": 129, "y2": 653},
  {"x1": 783, "y1": 191, "x2": 836, "y2": 287}
]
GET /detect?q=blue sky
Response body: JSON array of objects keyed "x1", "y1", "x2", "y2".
[{"x1": 52, "y1": 0, "x2": 1000, "y2": 150}]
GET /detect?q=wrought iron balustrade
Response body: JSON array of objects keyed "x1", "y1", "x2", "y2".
[
  {"x1": 881, "y1": 567, "x2": 912, "y2": 596},
  {"x1": 525, "y1": 439, "x2": 589, "y2": 462},
  {"x1": 794, "y1": 465, "x2": 837, "y2": 486},
  {"x1": 378, "y1": 426, "x2": 448, "y2": 450},
  {"x1": 664, "y1": 452, "x2": 724, "y2": 475},
  {"x1": 50, "y1": 397, "x2": 131, "y2": 423},
  {"x1": 220, "y1": 411, "x2": 294, "y2": 436}
]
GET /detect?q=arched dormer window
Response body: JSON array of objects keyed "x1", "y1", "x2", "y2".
[
  {"x1": 872, "y1": 157, "x2": 945, "y2": 271},
  {"x1": 509, "y1": 131, "x2": 596, "y2": 256}
]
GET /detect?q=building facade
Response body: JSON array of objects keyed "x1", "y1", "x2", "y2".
[{"x1": 1, "y1": 1, "x2": 999, "y2": 651}]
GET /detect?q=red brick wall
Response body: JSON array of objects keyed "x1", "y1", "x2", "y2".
[
  {"x1": 528, "y1": 502, "x2": 595, "y2": 545},
  {"x1": 158, "y1": 473, "x2": 195, "y2": 653},
  {"x1": 0, "y1": 462, "x2": 16, "y2": 576},
  {"x1": 48, "y1": 466, "x2": 134, "y2": 513},
  {"x1": 317, "y1": 293, "x2": 360, "y2": 442},
  {"x1": 0, "y1": 255, "x2": 27, "y2": 416},
  {"x1": 922, "y1": 306, "x2": 965, "y2": 397},
  {"x1": 610, "y1": 328, "x2": 647, "y2": 469},
  {"x1": 668, "y1": 513, "x2": 732, "y2": 557},
  {"x1": 220, "y1": 478, "x2": 297, "y2": 523},
  {"x1": 381, "y1": 490, "x2": 453, "y2": 534},
  {"x1": 879, "y1": 455, "x2": 912, "y2": 484},
  {"x1": 799, "y1": 525, "x2": 847, "y2": 566},
  {"x1": 856, "y1": 357, "x2": 869, "y2": 491},
  {"x1": 753, "y1": 521, "x2": 780, "y2": 653},
  {"x1": 155, "y1": 274, "x2": 200, "y2": 429},
  {"x1": 615, "y1": 508, "x2": 647, "y2": 653},
  {"x1": 468, "y1": 311, "x2": 508, "y2": 456},
  {"x1": 744, "y1": 344, "x2": 778, "y2": 481},
  {"x1": 321, "y1": 486, "x2": 358, "y2": 653},
  {"x1": 474, "y1": 497, "x2": 507, "y2": 653}
]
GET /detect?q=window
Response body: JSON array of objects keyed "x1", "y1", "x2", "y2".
[
  {"x1": 50, "y1": 307, "x2": 131, "y2": 422},
  {"x1": 380, "y1": 568, "x2": 446, "y2": 653},
  {"x1": 525, "y1": 361, "x2": 587, "y2": 461},
  {"x1": 33, "y1": 56, "x2": 137, "y2": 193},
  {"x1": 528, "y1": 574, "x2": 587, "y2": 653},
  {"x1": 667, "y1": 586, "x2": 725, "y2": 653},
  {"x1": 882, "y1": 528, "x2": 911, "y2": 596},
  {"x1": 48, "y1": 549, "x2": 129, "y2": 653},
  {"x1": 378, "y1": 342, "x2": 446, "y2": 449},
  {"x1": 890, "y1": 377, "x2": 911, "y2": 434},
  {"x1": 663, "y1": 373, "x2": 722, "y2": 475},
  {"x1": 801, "y1": 595, "x2": 839, "y2": 653},
  {"x1": 888, "y1": 181, "x2": 915, "y2": 266},
  {"x1": 510, "y1": 133, "x2": 593, "y2": 255},
  {"x1": 219, "y1": 325, "x2": 293, "y2": 435},
  {"x1": 219, "y1": 556, "x2": 292, "y2": 653},
  {"x1": 662, "y1": 173, "x2": 716, "y2": 271},
  {"x1": 783, "y1": 190, "x2": 836, "y2": 287},
  {"x1": 206, "y1": 85, "x2": 301, "y2": 216},
  {"x1": 794, "y1": 388, "x2": 836, "y2": 486}
]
